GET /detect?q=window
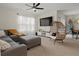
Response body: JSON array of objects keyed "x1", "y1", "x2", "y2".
[{"x1": 18, "y1": 16, "x2": 35, "y2": 34}]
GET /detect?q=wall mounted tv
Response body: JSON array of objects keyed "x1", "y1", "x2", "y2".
[{"x1": 40, "y1": 16, "x2": 53, "y2": 26}]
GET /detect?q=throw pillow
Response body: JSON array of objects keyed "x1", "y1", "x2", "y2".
[
  {"x1": 0, "y1": 39, "x2": 11, "y2": 51},
  {"x1": 0, "y1": 30, "x2": 6, "y2": 37},
  {"x1": 52, "y1": 33, "x2": 56, "y2": 36}
]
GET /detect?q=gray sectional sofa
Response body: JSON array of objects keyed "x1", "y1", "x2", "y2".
[
  {"x1": 0, "y1": 36, "x2": 27, "y2": 56},
  {"x1": 1, "y1": 29, "x2": 41, "y2": 56}
]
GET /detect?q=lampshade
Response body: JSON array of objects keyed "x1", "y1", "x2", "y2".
[
  {"x1": 77, "y1": 19, "x2": 79, "y2": 24},
  {"x1": 33, "y1": 8, "x2": 37, "y2": 12},
  {"x1": 76, "y1": 18, "x2": 79, "y2": 24}
]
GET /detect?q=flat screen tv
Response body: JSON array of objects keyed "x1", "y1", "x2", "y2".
[{"x1": 40, "y1": 16, "x2": 53, "y2": 26}]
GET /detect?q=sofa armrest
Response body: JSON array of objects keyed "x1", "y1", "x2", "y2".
[{"x1": 1, "y1": 44, "x2": 27, "y2": 56}]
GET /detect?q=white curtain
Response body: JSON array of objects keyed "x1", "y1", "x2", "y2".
[{"x1": 18, "y1": 16, "x2": 35, "y2": 35}]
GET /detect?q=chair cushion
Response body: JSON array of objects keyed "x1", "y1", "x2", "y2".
[{"x1": 56, "y1": 33, "x2": 65, "y2": 39}]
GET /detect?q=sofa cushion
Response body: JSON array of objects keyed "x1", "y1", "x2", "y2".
[
  {"x1": 20, "y1": 35, "x2": 41, "y2": 49},
  {"x1": 0, "y1": 39, "x2": 11, "y2": 51},
  {"x1": 0, "y1": 36, "x2": 19, "y2": 47},
  {"x1": 0, "y1": 30, "x2": 6, "y2": 37}
]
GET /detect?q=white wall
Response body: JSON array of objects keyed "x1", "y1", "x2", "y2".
[
  {"x1": 0, "y1": 8, "x2": 58, "y2": 33},
  {"x1": 0, "y1": 8, "x2": 37, "y2": 32},
  {"x1": 0, "y1": 9, "x2": 18, "y2": 29},
  {"x1": 36, "y1": 10, "x2": 57, "y2": 32},
  {"x1": 64, "y1": 9, "x2": 79, "y2": 15}
]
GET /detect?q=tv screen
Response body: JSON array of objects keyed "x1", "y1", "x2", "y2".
[{"x1": 40, "y1": 16, "x2": 53, "y2": 26}]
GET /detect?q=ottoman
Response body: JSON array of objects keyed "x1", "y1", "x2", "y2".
[{"x1": 19, "y1": 35, "x2": 41, "y2": 49}]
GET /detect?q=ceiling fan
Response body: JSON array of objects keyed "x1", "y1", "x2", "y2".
[{"x1": 25, "y1": 3, "x2": 44, "y2": 12}]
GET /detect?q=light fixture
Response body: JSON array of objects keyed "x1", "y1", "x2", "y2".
[
  {"x1": 33, "y1": 8, "x2": 37, "y2": 12},
  {"x1": 76, "y1": 18, "x2": 79, "y2": 24},
  {"x1": 77, "y1": 19, "x2": 79, "y2": 24}
]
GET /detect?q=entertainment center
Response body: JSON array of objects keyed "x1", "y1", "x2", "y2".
[{"x1": 37, "y1": 16, "x2": 53, "y2": 36}]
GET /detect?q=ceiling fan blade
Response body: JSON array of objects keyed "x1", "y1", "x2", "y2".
[
  {"x1": 36, "y1": 8, "x2": 44, "y2": 10},
  {"x1": 33, "y1": 3, "x2": 35, "y2": 7},
  {"x1": 25, "y1": 4, "x2": 32, "y2": 7},
  {"x1": 36, "y1": 3, "x2": 40, "y2": 7}
]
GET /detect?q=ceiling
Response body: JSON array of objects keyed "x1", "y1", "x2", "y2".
[{"x1": 0, "y1": 3, "x2": 79, "y2": 16}]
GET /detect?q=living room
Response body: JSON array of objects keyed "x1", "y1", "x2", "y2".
[{"x1": 1, "y1": 3, "x2": 79, "y2": 56}]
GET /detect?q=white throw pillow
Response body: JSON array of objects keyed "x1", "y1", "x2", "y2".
[
  {"x1": 0, "y1": 30, "x2": 6, "y2": 37},
  {"x1": 37, "y1": 32, "x2": 41, "y2": 35},
  {"x1": 0, "y1": 39, "x2": 11, "y2": 51}
]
